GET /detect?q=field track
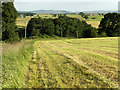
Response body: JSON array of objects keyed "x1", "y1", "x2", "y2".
[{"x1": 27, "y1": 37, "x2": 118, "y2": 88}]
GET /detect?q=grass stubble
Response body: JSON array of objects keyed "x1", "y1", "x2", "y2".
[{"x1": 2, "y1": 37, "x2": 118, "y2": 88}]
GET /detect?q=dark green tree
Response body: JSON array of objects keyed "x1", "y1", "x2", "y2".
[
  {"x1": 27, "y1": 15, "x2": 98, "y2": 38},
  {"x1": 52, "y1": 14, "x2": 57, "y2": 17},
  {"x1": 27, "y1": 18, "x2": 54, "y2": 37},
  {"x1": 79, "y1": 12, "x2": 84, "y2": 17},
  {"x1": 55, "y1": 25, "x2": 60, "y2": 36},
  {"x1": 42, "y1": 19, "x2": 54, "y2": 36},
  {"x1": 2, "y1": 2, "x2": 19, "y2": 41},
  {"x1": 98, "y1": 13, "x2": 120, "y2": 37},
  {"x1": 79, "y1": 12, "x2": 88, "y2": 19}
]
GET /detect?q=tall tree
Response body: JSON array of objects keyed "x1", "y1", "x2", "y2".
[
  {"x1": 55, "y1": 25, "x2": 60, "y2": 36},
  {"x1": 2, "y1": 2, "x2": 19, "y2": 41},
  {"x1": 98, "y1": 13, "x2": 120, "y2": 37}
]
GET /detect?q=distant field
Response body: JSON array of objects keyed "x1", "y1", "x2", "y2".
[
  {"x1": 2, "y1": 37, "x2": 118, "y2": 88},
  {"x1": 16, "y1": 14, "x2": 104, "y2": 28},
  {"x1": 67, "y1": 14, "x2": 103, "y2": 28},
  {"x1": 16, "y1": 16, "x2": 31, "y2": 27},
  {"x1": 34, "y1": 14, "x2": 57, "y2": 19},
  {"x1": 86, "y1": 15, "x2": 103, "y2": 28},
  {"x1": 86, "y1": 15, "x2": 104, "y2": 21},
  {"x1": 86, "y1": 21, "x2": 100, "y2": 28},
  {"x1": 67, "y1": 14, "x2": 85, "y2": 21}
]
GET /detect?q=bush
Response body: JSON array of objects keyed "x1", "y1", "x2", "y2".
[
  {"x1": 41, "y1": 34, "x2": 50, "y2": 38},
  {"x1": 100, "y1": 32, "x2": 107, "y2": 37},
  {"x1": 52, "y1": 35, "x2": 60, "y2": 39},
  {"x1": 91, "y1": 17, "x2": 96, "y2": 19},
  {"x1": 28, "y1": 36, "x2": 39, "y2": 39},
  {"x1": 90, "y1": 29, "x2": 98, "y2": 38},
  {"x1": 52, "y1": 14, "x2": 57, "y2": 17},
  {"x1": 83, "y1": 15, "x2": 88, "y2": 19}
]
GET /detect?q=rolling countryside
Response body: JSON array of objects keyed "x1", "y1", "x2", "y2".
[{"x1": 2, "y1": 1, "x2": 119, "y2": 89}]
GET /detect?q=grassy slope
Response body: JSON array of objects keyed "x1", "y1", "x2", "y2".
[
  {"x1": 3, "y1": 37, "x2": 118, "y2": 88},
  {"x1": 2, "y1": 39, "x2": 35, "y2": 88}
]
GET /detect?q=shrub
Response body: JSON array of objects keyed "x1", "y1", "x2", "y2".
[
  {"x1": 100, "y1": 32, "x2": 107, "y2": 37},
  {"x1": 91, "y1": 17, "x2": 96, "y2": 19}
]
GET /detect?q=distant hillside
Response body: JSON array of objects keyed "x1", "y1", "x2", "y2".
[
  {"x1": 83, "y1": 10, "x2": 118, "y2": 13},
  {"x1": 18, "y1": 10, "x2": 118, "y2": 14},
  {"x1": 31, "y1": 10, "x2": 71, "y2": 14}
]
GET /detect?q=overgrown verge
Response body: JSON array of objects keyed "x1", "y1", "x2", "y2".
[{"x1": 2, "y1": 39, "x2": 35, "y2": 88}]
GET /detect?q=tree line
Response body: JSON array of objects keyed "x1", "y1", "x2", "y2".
[
  {"x1": 2, "y1": 2, "x2": 120, "y2": 42},
  {"x1": 27, "y1": 15, "x2": 97, "y2": 38},
  {"x1": 18, "y1": 12, "x2": 35, "y2": 18}
]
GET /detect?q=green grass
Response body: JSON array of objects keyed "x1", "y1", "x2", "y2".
[
  {"x1": 86, "y1": 15, "x2": 104, "y2": 21},
  {"x1": 2, "y1": 39, "x2": 36, "y2": 88},
  {"x1": 2, "y1": 37, "x2": 118, "y2": 88},
  {"x1": 67, "y1": 14, "x2": 85, "y2": 21}
]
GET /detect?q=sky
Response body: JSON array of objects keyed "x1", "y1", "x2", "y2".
[
  {"x1": 14, "y1": 0, "x2": 120, "y2": 12},
  {"x1": 15, "y1": 0, "x2": 119, "y2": 2}
]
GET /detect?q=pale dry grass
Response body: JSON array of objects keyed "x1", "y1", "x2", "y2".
[
  {"x1": 16, "y1": 16, "x2": 31, "y2": 27},
  {"x1": 86, "y1": 21, "x2": 100, "y2": 28}
]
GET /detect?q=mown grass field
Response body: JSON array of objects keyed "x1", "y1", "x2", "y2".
[
  {"x1": 16, "y1": 14, "x2": 104, "y2": 28},
  {"x1": 2, "y1": 37, "x2": 118, "y2": 88}
]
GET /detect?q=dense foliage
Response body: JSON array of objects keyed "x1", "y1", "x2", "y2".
[
  {"x1": 98, "y1": 13, "x2": 120, "y2": 37},
  {"x1": 27, "y1": 16, "x2": 97, "y2": 38},
  {"x1": 2, "y1": 2, "x2": 19, "y2": 42}
]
